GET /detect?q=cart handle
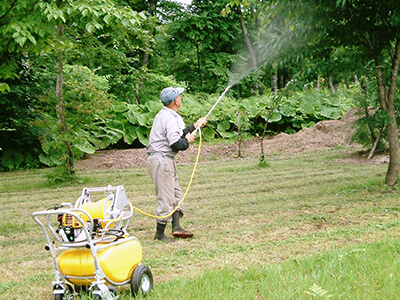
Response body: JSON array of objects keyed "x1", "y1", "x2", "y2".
[{"x1": 32, "y1": 208, "x2": 95, "y2": 245}]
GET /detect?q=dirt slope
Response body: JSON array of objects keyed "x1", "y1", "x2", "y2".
[{"x1": 76, "y1": 110, "x2": 387, "y2": 170}]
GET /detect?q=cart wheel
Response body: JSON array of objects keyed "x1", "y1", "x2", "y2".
[
  {"x1": 53, "y1": 284, "x2": 73, "y2": 300},
  {"x1": 131, "y1": 264, "x2": 153, "y2": 297},
  {"x1": 92, "y1": 285, "x2": 118, "y2": 300}
]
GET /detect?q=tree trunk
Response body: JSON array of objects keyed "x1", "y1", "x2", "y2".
[
  {"x1": 238, "y1": 12, "x2": 257, "y2": 69},
  {"x1": 236, "y1": 111, "x2": 242, "y2": 158},
  {"x1": 360, "y1": 79, "x2": 376, "y2": 144},
  {"x1": 196, "y1": 42, "x2": 203, "y2": 88},
  {"x1": 328, "y1": 75, "x2": 336, "y2": 94},
  {"x1": 142, "y1": 47, "x2": 150, "y2": 66},
  {"x1": 279, "y1": 73, "x2": 284, "y2": 89},
  {"x1": 142, "y1": 0, "x2": 156, "y2": 66},
  {"x1": 368, "y1": 126, "x2": 384, "y2": 160},
  {"x1": 375, "y1": 38, "x2": 400, "y2": 185},
  {"x1": 56, "y1": 24, "x2": 73, "y2": 176},
  {"x1": 271, "y1": 70, "x2": 278, "y2": 94},
  {"x1": 259, "y1": 112, "x2": 270, "y2": 166},
  {"x1": 142, "y1": 47, "x2": 149, "y2": 66}
]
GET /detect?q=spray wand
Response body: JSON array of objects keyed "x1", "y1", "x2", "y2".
[
  {"x1": 195, "y1": 83, "x2": 233, "y2": 131},
  {"x1": 205, "y1": 84, "x2": 232, "y2": 119}
]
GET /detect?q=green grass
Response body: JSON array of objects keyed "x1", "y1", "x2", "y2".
[
  {"x1": 1, "y1": 146, "x2": 400, "y2": 299},
  {"x1": 148, "y1": 238, "x2": 400, "y2": 299}
]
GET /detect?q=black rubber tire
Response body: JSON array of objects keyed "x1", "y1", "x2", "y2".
[{"x1": 131, "y1": 264, "x2": 153, "y2": 297}]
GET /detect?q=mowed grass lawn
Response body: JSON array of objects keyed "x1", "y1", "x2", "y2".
[{"x1": 1, "y1": 146, "x2": 400, "y2": 299}]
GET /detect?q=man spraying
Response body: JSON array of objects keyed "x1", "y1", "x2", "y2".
[{"x1": 147, "y1": 87, "x2": 207, "y2": 242}]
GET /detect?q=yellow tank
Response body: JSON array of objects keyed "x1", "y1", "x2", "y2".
[
  {"x1": 79, "y1": 198, "x2": 114, "y2": 229},
  {"x1": 80, "y1": 198, "x2": 110, "y2": 219},
  {"x1": 58, "y1": 238, "x2": 142, "y2": 286}
]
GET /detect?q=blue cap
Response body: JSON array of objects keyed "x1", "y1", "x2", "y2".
[{"x1": 160, "y1": 87, "x2": 185, "y2": 105}]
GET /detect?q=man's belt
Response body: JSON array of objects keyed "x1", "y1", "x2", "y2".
[{"x1": 148, "y1": 152, "x2": 175, "y2": 159}]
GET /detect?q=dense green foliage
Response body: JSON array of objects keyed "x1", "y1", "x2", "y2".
[
  {"x1": 180, "y1": 85, "x2": 358, "y2": 140},
  {"x1": 0, "y1": 54, "x2": 41, "y2": 170},
  {"x1": 37, "y1": 65, "x2": 112, "y2": 165}
]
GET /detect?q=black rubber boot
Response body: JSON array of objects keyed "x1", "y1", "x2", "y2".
[
  {"x1": 155, "y1": 222, "x2": 175, "y2": 242},
  {"x1": 172, "y1": 211, "x2": 194, "y2": 239}
]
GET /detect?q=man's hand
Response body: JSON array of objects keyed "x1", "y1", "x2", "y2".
[
  {"x1": 185, "y1": 132, "x2": 196, "y2": 143},
  {"x1": 195, "y1": 117, "x2": 207, "y2": 129}
]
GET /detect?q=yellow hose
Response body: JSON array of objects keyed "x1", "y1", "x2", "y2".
[{"x1": 131, "y1": 128, "x2": 203, "y2": 219}]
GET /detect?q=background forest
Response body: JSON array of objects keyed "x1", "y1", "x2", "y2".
[{"x1": 1, "y1": 0, "x2": 400, "y2": 184}]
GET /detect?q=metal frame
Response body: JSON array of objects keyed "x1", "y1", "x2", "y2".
[{"x1": 32, "y1": 185, "x2": 137, "y2": 300}]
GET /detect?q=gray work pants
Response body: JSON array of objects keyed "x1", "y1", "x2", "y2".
[{"x1": 147, "y1": 154, "x2": 184, "y2": 224}]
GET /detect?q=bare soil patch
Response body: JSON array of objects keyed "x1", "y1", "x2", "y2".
[{"x1": 76, "y1": 109, "x2": 388, "y2": 170}]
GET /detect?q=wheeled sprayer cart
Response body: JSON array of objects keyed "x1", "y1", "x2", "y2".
[{"x1": 32, "y1": 185, "x2": 153, "y2": 299}]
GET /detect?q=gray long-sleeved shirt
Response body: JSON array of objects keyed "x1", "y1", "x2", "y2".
[{"x1": 147, "y1": 107, "x2": 195, "y2": 156}]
